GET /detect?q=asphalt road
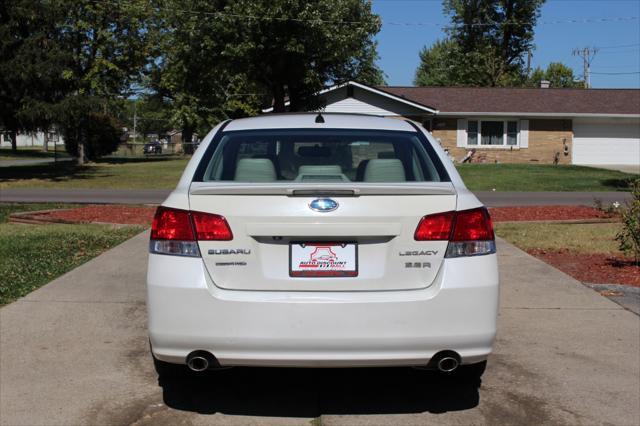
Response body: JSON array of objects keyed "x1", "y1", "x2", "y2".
[
  {"x1": 1, "y1": 234, "x2": 638, "y2": 425},
  {"x1": 0, "y1": 188, "x2": 632, "y2": 207},
  {"x1": 0, "y1": 158, "x2": 71, "y2": 167}
]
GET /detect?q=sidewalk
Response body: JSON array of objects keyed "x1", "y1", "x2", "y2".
[
  {"x1": 1, "y1": 234, "x2": 638, "y2": 425},
  {"x1": 0, "y1": 187, "x2": 632, "y2": 206}
]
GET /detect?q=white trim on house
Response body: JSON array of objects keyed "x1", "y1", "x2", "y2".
[
  {"x1": 457, "y1": 117, "x2": 523, "y2": 149},
  {"x1": 262, "y1": 81, "x2": 439, "y2": 114}
]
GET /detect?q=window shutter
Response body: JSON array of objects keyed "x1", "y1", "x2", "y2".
[
  {"x1": 457, "y1": 119, "x2": 468, "y2": 147},
  {"x1": 520, "y1": 119, "x2": 529, "y2": 148}
]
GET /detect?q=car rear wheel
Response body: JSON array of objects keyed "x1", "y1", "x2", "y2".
[
  {"x1": 453, "y1": 360, "x2": 487, "y2": 382},
  {"x1": 152, "y1": 354, "x2": 185, "y2": 379}
]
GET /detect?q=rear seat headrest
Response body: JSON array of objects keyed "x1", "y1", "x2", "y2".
[
  {"x1": 363, "y1": 159, "x2": 406, "y2": 182},
  {"x1": 298, "y1": 165, "x2": 342, "y2": 175},
  {"x1": 234, "y1": 158, "x2": 277, "y2": 182}
]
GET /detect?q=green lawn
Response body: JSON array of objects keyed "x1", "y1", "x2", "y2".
[
  {"x1": 495, "y1": 222, "x2": 622, "y2": 255},
  {"x1": 457, "y1": 164, "x2": 635, "y2": 192},
  {"x1": 0, "y1": 156, "x2": 189, "y2": 190},
  {"x1": 0, "y1": 157, "x2": 636, "y2": 191},
  {"x1": 0, "y1": 203, "x2": 143, "y2": 305}
]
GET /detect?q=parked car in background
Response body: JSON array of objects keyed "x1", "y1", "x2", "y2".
[
  {"x1": 143, "y1": 140, "x2": 162, "y2": 154},
  {"x1": 147, "y1": 113, "x2": 499, "y2": 380}
]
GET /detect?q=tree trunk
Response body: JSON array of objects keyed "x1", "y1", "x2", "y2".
[
  {"x1": 76, "y1": 125, "x2": 86, "y2": 165},
  {"x1": 289, "y1": 86, "x2": 301, "y2": 112},
  {"x1": 9, "y1": 130, "x2": 17, "y2": 151},
  {"x1": 272, "y1": 84, "x2": 286, "y2": 113},
  {"x1": 77, "y1": 140, "x2": 85, "y2": 165},
  {"x1": 43, "y1": 130, "x2": 49, "y2": 152},
  {"x1": 182, "y1": 126, "x2": 193, "y2": 155}
]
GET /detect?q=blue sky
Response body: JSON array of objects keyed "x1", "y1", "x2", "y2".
[{"x1": 371, "y1": 0, "x2": 640, "y2": 88}]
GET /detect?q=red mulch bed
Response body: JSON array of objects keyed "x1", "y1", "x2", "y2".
[
  {"x1": 21, "y1": 204, "x2": 613, "y2": 225},
  {"x1": 490, "y1": 205, "x2": 615, "y2": 222},
  {"x1": 528, "y1": 248, "x2": 640, "y2": 287},
  {"x1": 30, "y1": 205, "x2": 156, "y2": 226}
]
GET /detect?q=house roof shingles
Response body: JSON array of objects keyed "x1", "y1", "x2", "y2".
[{"x1": 377, "y1": 86, "x2": 640, "y2": 116}]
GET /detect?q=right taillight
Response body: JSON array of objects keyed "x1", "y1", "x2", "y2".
[
  {"x1": 149, "y1": 207, "x2": 233, "y2": 257},
  {"x1": 415, "y1": 207, "x2": 495, "y2": 258}
]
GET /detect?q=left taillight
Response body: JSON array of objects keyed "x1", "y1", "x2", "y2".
[{"x1": 149, "y1": 207, "x2": 232, "y2": 257}]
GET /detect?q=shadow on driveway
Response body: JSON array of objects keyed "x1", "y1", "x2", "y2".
[{"x1": 159, "y1": 367, "x2": 480, "y2": 417}]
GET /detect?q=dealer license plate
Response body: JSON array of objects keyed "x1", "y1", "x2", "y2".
[{"x1": 290, "y1": 243, "x2": 358, "y2": 277}]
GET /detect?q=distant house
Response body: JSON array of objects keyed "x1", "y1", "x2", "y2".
[
  {"x1": 0, "y1": 129, "x2": 65, "y2": 148},
  {"x1": 266, "y1": 81, "x2": 640, "y2": 167}
]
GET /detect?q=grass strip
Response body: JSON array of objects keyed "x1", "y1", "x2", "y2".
[
  {"x1": 457, "y1": 164, "x2": 634, "y2": 192},
  {"x1": 495, "y1": 222, "x2": 623, "y2": 255},
  {"x1": 0, "y1": 222, "x2": 143, "y2": 305}
]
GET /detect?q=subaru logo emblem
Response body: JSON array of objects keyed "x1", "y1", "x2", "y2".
[{"x1": 309, "y1": 198, "x2": 338, "y2": 212}]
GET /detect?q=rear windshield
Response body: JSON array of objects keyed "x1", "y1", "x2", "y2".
[{"x1": 194, "y1": 129, "x2": 449, "y2": 183}]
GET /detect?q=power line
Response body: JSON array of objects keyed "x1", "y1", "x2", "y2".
[
  {"x1": 590, "y1": 71, "x2": 640, "y2": 75},
  {"x1": 591, "y1": 64, "x2": 640, "y2": 69},
  {"x1": 597, "y1": 49, "x2": 640, "y2": 55},
  {"x1": 596, "y1": 43, "x2": 640, "y2": 49}
]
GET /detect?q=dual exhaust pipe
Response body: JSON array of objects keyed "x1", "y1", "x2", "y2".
[
  {"x1": 186, "y1": 350, "x2": 461, "y2": 373},
  {"x1": 436, "y1": 355, "x2": 460, "y2": 373},
  {"x1": 414, "y1": 351, "x2": 461, "y2": 373},
  {"x1": 186, "y1": 350, "x2": 218, "y2": 372}
]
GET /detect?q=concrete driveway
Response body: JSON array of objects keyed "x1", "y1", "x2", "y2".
[{"x1": 1, "y1": 233, "x2": 639, "y2": 425}]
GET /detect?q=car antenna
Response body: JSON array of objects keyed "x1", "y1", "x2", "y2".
[{"x1": 315, "y1": 112, "x2": 325, "y2": 123}]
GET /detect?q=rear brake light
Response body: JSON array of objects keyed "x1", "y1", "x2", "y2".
[
  {"x1": 414, "y1": 207, "x2": 495, "y2": 257},
  {"x1": 451, "y1": 208, "x2": 494, "y2": 241},
  {"x1": 191, "y1": 211, "x2": 233, "y2": 241},
  {"x1": 151, "y1": 207, "x2": 195, "y2": 241},
  {"x1": 414, "y1": 211, "x2": 455, "y2": 240},
  {"x1": 150, "y1": 207, "x2": 233, "y2": 257}
]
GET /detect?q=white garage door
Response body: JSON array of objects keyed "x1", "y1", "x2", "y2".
[{"x1": 573, "y1": 119, "x2": 640, "y2": 165}]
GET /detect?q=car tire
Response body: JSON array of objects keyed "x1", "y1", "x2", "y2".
[
  {"x1": 454, "y1": 360, "x2": 487, "y2": 382},
  {"x1": 152, "y1": 354, "x2": 185, "y2": 379}
]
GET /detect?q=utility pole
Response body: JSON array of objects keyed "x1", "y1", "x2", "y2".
[
  {"x1": 133, "y1": 99, "x2": 137, "y2": 143},
  {"x1": 572, "y1": 47, "x2": 598, "y2": 88}
]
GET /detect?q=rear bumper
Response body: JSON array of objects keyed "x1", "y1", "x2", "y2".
[{"x1": 147, "y1": 253, "x2": 499, "y2": 367}]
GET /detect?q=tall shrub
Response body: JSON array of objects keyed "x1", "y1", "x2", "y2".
[{"x1": 616, "y1": 179, "x2": 640, "y2": 264}]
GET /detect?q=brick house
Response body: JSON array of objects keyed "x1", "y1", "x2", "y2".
[{"x1": 267, "y1": 81, "x2": 640, "y2": 168}]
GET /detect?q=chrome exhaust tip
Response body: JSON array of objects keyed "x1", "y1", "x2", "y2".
[
  {"x1": 186, "y1": 351, "x2": 217, "y2": 372},
  {"x1": 437, "y1": 356, "x2": 460, "y2": 373},
  {"x1": 187, "y1": 355, "x2": 209, "y2": 372}
]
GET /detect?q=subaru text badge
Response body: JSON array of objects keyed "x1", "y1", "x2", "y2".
[{"x1": 309, "y1": 198, "x2": 338, "y2": 212}]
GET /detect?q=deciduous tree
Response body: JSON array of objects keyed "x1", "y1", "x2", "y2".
[
  {"x1": 51, "y1": 0, "x2": 151, "y2": 163},
  {"x1": 527, "y1": 62, "x2": 583, "y2": 88},
  {"x1": 218, "y1": 0, "x2": 382, "y2": 111},
  {"x1": 0, "y1": 0, "x2": 68, "y2": 151},
  {"x1": 415, "y1": 0, "x2": 545, "y2": 87}
]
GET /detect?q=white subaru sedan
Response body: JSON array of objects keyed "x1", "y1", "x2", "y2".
[{"x1": 147, "y1": 113, "x2": 499, "y2": 379}]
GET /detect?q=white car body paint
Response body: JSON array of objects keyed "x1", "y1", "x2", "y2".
[{"x1": 147, "y1": 113, "x2": 499, "y2": 368}]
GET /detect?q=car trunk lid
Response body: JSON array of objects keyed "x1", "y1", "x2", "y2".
[{"x1": 189, "y1": 182, "x2": 456, "y2": 291}]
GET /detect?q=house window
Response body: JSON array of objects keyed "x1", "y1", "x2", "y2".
[
  {"x1": 467, "y1": 120, "x2": 519, "y2": 147},
  {"x1": 468, "y1": 120, "x2": 478, "y2": 145},
  {"x1": 507, "y1": 121, "x2": 518, "y2": 145}
]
